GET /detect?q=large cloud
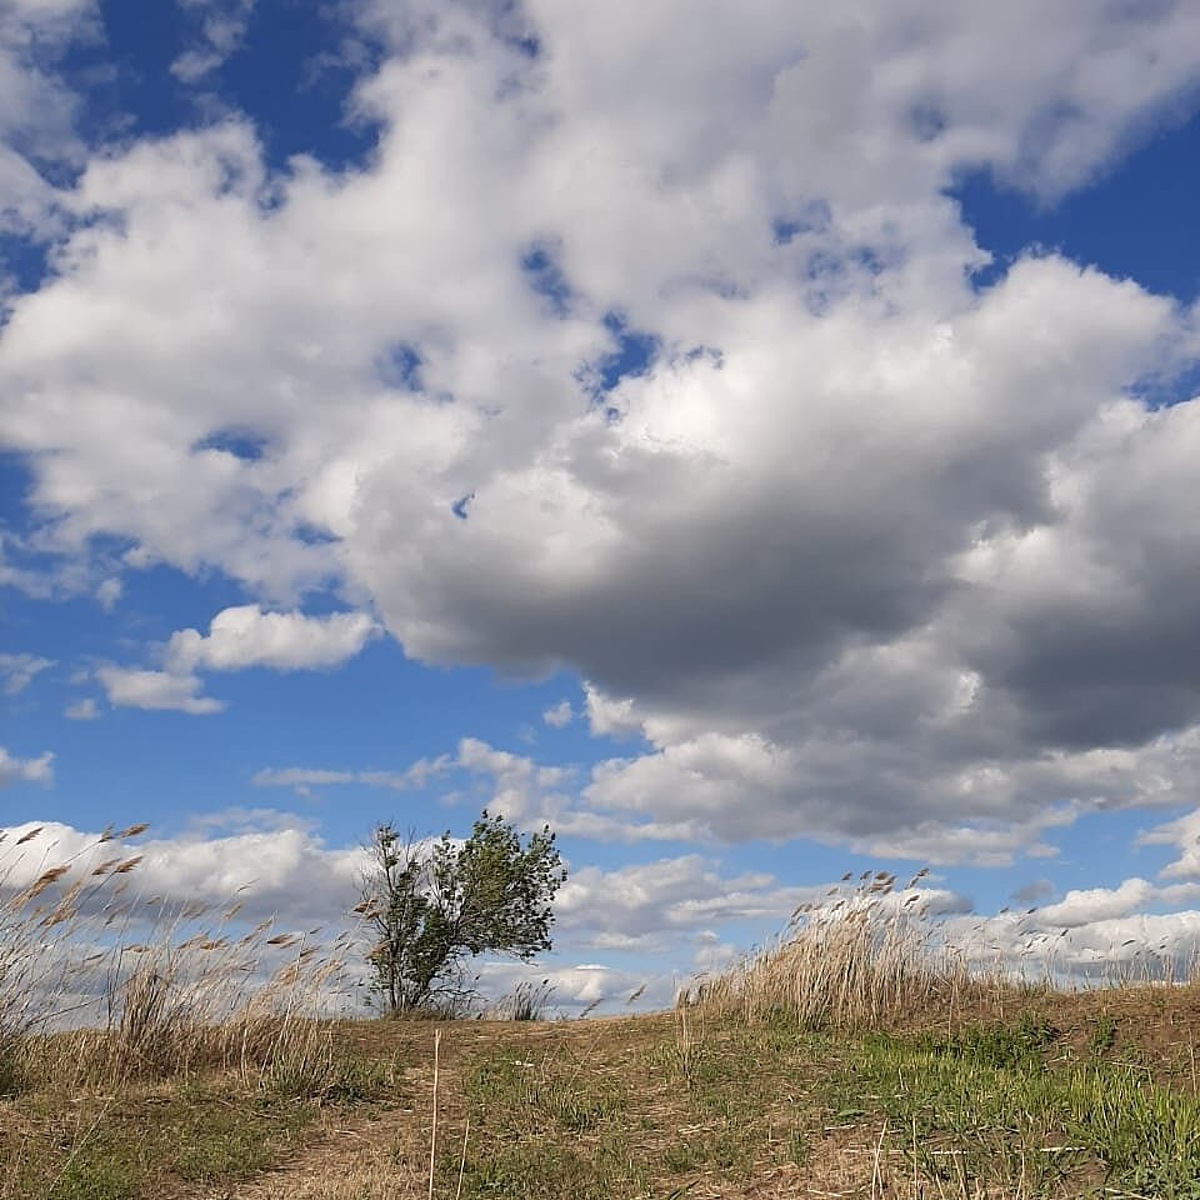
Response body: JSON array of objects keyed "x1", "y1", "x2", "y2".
[{"x1": 3, "y1": 1, "x2": 1200, "y2": 853}]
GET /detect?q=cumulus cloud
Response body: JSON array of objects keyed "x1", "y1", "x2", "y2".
[
  {"x1": 90, "y1": 606, "x2": 379, "y2": 719},
  {"x1": 0, "y1": 0, "x2": 96, "y2": 245},
  {"x1": 8, "y1": 817, "x2": 1200, "y2": 1011},
  {"x1": 945, "y1": 900, "x2": 1200, "y2": 985},
  {"x1": 166, "y1": 605, "x2": 379, "y2": 673},
  {"x1": 476, "y1": 959, "x2": 657, "y2": 1015},
  {"x1": 95, "y1": 667, "x2": 224, "y2": 715},
  {"x1": 3, "y1": 2, "x2": 1200, "y2": 857},
  {"x1": 556, "y1": 855, "x2": 820, "y2": 953},
  {"x1": 252, "y1": 738, "x2": 573, "y2": 823},
  {"x1": 0, "y1": 747, "x2": 53, "y2": 787},
  {"x1": 0, "y1": 816, "x2": 364, "y2": 927}
]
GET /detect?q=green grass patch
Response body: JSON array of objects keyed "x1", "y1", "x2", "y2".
[{"x1": 831, "y1": 1018, "x2": 1200, "y2": 1198}]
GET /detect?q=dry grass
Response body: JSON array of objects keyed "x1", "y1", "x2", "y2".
[
  {"x1": 10, "y1": 838, "x2": 1200, "y2": 1198},
  {"x1": 682, "y1": 870, "x2": 1002, "y2": 1032},
  {"x1": 0, "y1": 824, "x2": 357, "y2": 1096}
]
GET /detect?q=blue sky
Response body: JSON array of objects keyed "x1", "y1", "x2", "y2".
[{"x1": 6, "y1": 0, "x2": 1200, "y2": 1012}]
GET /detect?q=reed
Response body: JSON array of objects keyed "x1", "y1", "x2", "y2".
[
  {"x1": 682, "y1": 870, "x2": 982, "y2": 1031},
  {"x1": 0, "y1": 823, "x2": 352, "y2": 1095}
]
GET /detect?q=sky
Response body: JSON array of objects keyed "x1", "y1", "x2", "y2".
[{"x1": 5, "y1": 0, "x2": 1200, "y2": 1015}]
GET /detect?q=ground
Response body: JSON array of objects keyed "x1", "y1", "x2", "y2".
[{"x1": 8, "y1": 982, "x2": 1200, "y2": 1200}]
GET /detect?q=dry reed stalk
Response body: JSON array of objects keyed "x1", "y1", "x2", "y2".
[
  {"x1": 454, "y1": 1115, "x2": 470, "y2": 1200},
  {"x1": 429, "y1": 1027, "x2": 442, "y2": 1200}
]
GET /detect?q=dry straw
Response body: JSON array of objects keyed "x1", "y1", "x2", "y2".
[
  {"x1": 0, "y1": 823, "x2": 354, "y2": 1094},
  {"x1": 682, "y1": 870, "x2": 979, "y2": 1031}
]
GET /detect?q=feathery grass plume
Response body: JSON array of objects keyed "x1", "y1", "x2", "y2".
[
  {"x1": 0, "y1": 824, "x2": 156, "y2": 1092},
  {"x1": 91, "y1": 908, "x2": 356, "y2": 1087},
  {"x1": 487, "y1": 979, "x2": 554, "y2": 1021},
  {"x1": 681, "y1": 870, "x2": 989, "y2": 1032},
  {"x1": 1, "y1": 821, "x2": 356, "y2": 1095}
]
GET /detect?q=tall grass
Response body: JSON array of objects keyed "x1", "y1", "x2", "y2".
[
  {"x1": 683, "y1": 870, "x2": 983, "y2": 1030},
  {"x1": 487, "y1": 979, "x2": 555, "y2": 1022},
  {"x1": 0, "y1": 823, "x2": 355, "y2": 1096}
]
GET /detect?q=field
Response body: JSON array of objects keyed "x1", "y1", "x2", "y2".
[
  {"x1": 6, "y1": 839, "x2": 1200, "y2": 1199},
  {"x1": 5, "y1": 985, "x2": 1200, "y2": 1199}
]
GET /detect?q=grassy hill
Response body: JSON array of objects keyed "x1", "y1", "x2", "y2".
[
  {"x1": 6, "y1": 841, "x2": 1200, "y2": 1198},
  {"x1": 7, "y1": 968, "x2": 1200, "y2": 1197}
]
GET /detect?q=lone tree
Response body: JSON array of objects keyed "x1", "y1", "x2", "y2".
[{"x1": 358, "y1": 811, "x2": 567, "y2": 1015}]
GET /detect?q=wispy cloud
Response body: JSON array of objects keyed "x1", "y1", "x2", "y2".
[
  {"x1": 0, "y1": 653, "x2": 53, "y2": 695},
  {"x1": 170, "y1": 0, "x2": 256, "y2": 83},
  {"x1": 0, "y1": 747, "x2": 53, "y2": 788}
]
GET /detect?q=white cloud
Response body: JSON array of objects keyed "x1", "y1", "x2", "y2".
[
  {"x1": 945, "y1": 900, "x2": 1200, "y2": 985},
  {"x1": 1137, "y1": 808, "x2": 1200, "y2": 881},
  {"x1": 8, "y1": 817, "x2": 1200, "y2": 1010},
  {"x1": 95, "y1": 667, "x2": 224, "y2": 715},
  {"x1": 1039, "y1": 878, "x2": 1161, "y2": 928},
  {"x1": 542, "y1": 699, "x2": 573, "y2": 728},
  {"x1": 0, "y1": 817, "x2": 901, "y2": 1015},
  {"x1": 166, "y1": 605, "x2": 379, "y2": 673},
  {"x1": 64, "y1": 696, "x2": 99, "y2": 720},
  {"x1": 3, "y1": 2, "x2": 1200, "y2": 857},
  {"x1": 0, "y1": 817, "x2": 363, "y2": 929},
  {"x1": 0, "y1": 0, "x2": 96, "y2": 243},
  {"x1": 252, "y1": 739, "x2": 574, "y2": 822},
  {"x1": 583, "y1": 686, "x2": 642, "y2": 740},
  {"x1": 95, "y1": 577, "x2": 122, "y2": 610},
  {"x1": 0, "y1": 652, "x2": 53, "y2": 694},
  {"x1": 170, "y1": 0, "x2": 255, "y2": 83},
  {"x1": 253, "y1": 756, "x2": 450, "y2": 793},
  {"x1": 0, "y1": 747, "x2": 53, "y2": 787},
  {"x1": 89, "y1": 607, "x2": 379, "y2": 721},
  {"x1": 556, "y1": 854, "x2": 820, "y2": 952}
]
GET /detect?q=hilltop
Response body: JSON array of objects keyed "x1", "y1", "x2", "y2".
[{"x1": 5, "y1": 980, "x2": 1200, "y2": 1199}]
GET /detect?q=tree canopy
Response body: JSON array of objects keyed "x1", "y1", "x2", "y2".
[{"x1": 359, "y1": 811, "x2": 567, "y2": 1014}]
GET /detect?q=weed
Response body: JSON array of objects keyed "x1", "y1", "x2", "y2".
[
  {"x1": 1090, "y1": 1011, "x2": 1118, "y2": 1055},
  {"x1": 920, "y1": 1010, "x2": 1059, "y2": 1071}
]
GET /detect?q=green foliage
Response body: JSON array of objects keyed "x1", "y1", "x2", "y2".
[{"x1": 361, "y1": 812, "x2": 567, "y2": 1015}]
